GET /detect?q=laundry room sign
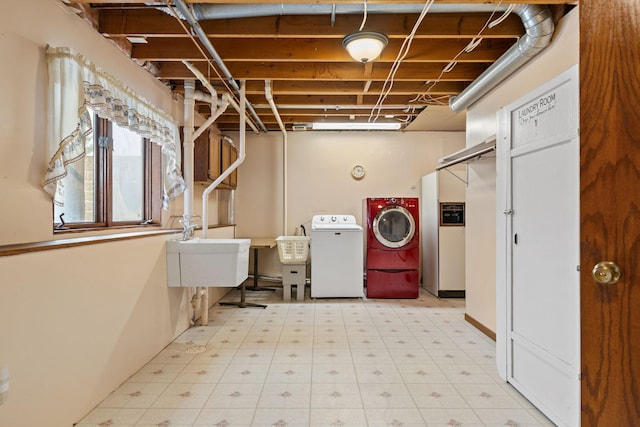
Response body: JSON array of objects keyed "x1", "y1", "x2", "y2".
[{"x1": 510, "y1": 73, "x2": 577, "y2": 148}]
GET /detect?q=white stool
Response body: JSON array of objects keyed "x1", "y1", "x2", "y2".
[{"x1": 282, "y1": 263, "x2": 306, "y2": 301}]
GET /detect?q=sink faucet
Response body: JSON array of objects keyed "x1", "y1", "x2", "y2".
[{"x1": 179, "y1": 216, "x2": 198, "y2": 241}]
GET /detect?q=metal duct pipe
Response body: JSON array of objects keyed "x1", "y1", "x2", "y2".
[
  {"x1": 190, "y1": 3, "x2": 510, "y2": 20},
  {"x1": 449, "y1": 5, "x2": 555, "y2": 112},
  {"x1": 173, "y1": 0, "x2": 268, "y2": 133}
]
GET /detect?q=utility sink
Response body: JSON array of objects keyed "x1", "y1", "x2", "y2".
[{"x1": 166, "y1": 238, "x2": 250, "y2": 287}]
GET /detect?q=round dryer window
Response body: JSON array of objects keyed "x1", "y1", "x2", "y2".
[{"x1": 372, "y1": 205, "x2": 416, "y2": 248}]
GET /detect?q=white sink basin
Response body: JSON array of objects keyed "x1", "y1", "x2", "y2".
[{"x1": 166, "y1": 238, "x2": 250, "y2": 287}]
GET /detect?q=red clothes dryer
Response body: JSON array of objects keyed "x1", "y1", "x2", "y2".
[{"x1": 364, "y1": 197, "x2": 420, "y2": 298}]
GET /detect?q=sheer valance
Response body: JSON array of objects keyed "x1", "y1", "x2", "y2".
[{"x1": 44, "y1": 46, "x2": 185, "y2": 208}]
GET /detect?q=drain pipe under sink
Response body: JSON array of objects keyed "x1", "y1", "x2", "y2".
[
  {"x1": 182, "y1": 80, "x2": 207, "y2": 326},
  {"x1": 183, "y1": 65, "x2": 247, "y2": 326},
  {"x1": 191, "y1": 87, "x2": 230, "y2": 327}
]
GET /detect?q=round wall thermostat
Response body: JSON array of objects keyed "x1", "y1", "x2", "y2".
[{"x1": 351, "y1": 164, "x2": 365, "y2": 180}]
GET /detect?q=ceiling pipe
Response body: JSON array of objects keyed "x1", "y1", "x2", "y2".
[
  {"x1": 183, "y1": 59, "x2": 260, "y2": 134},
  {"x1": 265, "y1": 80, "x2": 288, "y2": 235},
  {"x1": 225, "y1": 96, "x2": 260, "y2": 134},
  {"x1": 189, "y1": 3, "x2": 511, "y2": 20},
  {"x1": 192, "y1": 93, "x2": 229, "y2": 141},
  {"x1": 449, "y1": 4, "x2": 555, "y2": 112},
  {"x1": 169, "y1": 3, "x2": 551, "y2": 116},
  {"x1": 173, "y1": 0, "x2": 268, "y2": 133},
  {"x1": 202, "y1": 81, "x2": 248, "y2": 238},
  {"x1": 182, "y1": 80, "x2": 196, "y2": 220}
]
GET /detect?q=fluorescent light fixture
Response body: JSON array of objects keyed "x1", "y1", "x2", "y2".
[
  {"x1": 126, "y1": 36, "x2": 148, "y2": 44},
  {"x1": 311, "y1": 122, "x2": 402, "y2": 131},
  {"x1": 342, "y1": 31, "x2": 388, "y2": 63}
]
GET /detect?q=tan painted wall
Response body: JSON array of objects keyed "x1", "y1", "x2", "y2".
[
  {"x1": 0, "y1": 1, "x2": 228, "y2": 426},
  {"x1": 233, "y1": 131, "x2": 466, "y2": 277},
  {"x1": 464, "y1": 8, "x2": 579, "y2": 332}
]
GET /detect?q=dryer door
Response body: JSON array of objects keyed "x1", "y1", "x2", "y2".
[{"x1": 372, "y1": 206, "x2": 416, "y2": 248}]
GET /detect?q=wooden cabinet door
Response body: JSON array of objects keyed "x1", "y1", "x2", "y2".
[
  {"x1": 220, "y1": 137, "x2": 238, "y2": 189},
  {"x1": 207, "y1": 133, "x2": 221, "y2": 182},
  {"x1": 180, "y1": 129, "x2": 236, "y2": 189},
  {"x1": 180, "y1": 127, "x2": 212, "y2": 184},
  {"x1": 192, "y1": 129, "x2": 210, "y2": 183}
]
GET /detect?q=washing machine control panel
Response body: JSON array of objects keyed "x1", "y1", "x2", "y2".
[{"x1": 312, "y1": 214, "x2": 358, "y2": 225}]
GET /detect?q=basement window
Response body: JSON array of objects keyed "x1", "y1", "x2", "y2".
[
  {"x1": 53, "y1": 109, "x2": 162, "y2": 231},
  {"x1": 44, "y1": 46, "x2": 185, "y2": 232}
]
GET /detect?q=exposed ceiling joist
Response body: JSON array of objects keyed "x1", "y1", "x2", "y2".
[{"x1": 64, "y1": 0, "x2": 577, "y2": 131}]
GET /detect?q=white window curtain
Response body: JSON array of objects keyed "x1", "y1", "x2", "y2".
[{"x1": 43, "y1": 46, "x2": 185, "y2": 209}]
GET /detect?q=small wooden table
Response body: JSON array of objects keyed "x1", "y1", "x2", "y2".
[
  {"x1": 244, "y1": 237, "x2": 278, "y2": 292},
  {"x1": 218, "y1": 237, "x2": 276, "y2": 309}
]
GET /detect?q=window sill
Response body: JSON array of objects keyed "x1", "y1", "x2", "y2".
[
  {"x1": 53, "y1": 223, "x2": 162, "y2": 235},
  {"x1": 0, "y1": 224, "x2": 235, "y2": 257}
]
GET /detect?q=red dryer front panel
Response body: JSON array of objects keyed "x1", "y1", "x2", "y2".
[
  {"x1": 364, "y1": 197, "x2": 420, "y2": 270},
  {"x1": 366, "y1": 269, "x2": 419, "y2": 299},
  {"x1": 364, "y1": 197, "x2": 420, "y2": 299}
]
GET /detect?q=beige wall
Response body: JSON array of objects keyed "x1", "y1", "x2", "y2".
[
  {"x1": 233, "y1": 131, "x2": 465, "y2": 276},
  {"x1": 0, "y1": 0, "x2": 179, "y2": 246},
  {"x1": 464, "y1": 8, "x2": 579, "y2": 332},
  {"x1": 0, "y1": 1, "x2": 226, "y2": 426}
]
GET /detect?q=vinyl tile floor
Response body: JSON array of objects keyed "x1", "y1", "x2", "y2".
[{"x1": 76, "y1": 284, "x2": 555, "y2": 427}]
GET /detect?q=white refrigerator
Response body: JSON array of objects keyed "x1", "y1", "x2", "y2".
[{"x1": 421, "y1": 169, "x2": 466, "y2": 298}]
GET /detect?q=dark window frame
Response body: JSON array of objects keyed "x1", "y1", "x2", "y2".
[{"x1": 53, "y1": 113, "x2": 162, "y2": 232}]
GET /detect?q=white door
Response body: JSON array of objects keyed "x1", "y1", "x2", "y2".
[{"x1": 497, "y1": 65, "x2": 580, "y2": 427}]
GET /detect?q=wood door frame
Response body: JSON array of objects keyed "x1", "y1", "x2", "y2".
[{"x1": 580, "y1": 1, "x2": 640, "y2": 425}]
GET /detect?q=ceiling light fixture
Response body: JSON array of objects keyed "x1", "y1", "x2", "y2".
[
  {"x1": 342, "y1": 31, "x2": 388, "y2": 63},
  {"x1": 311, "y1": 122, "x2": 401, "y2": 131}
]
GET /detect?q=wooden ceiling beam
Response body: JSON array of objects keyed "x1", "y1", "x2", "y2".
[
  {"x1": 75, "y1": 0, "x2": 575, "y2": 5},
  {"x1": 157, "y1": 61, "x2": 486, "y2": 81},
  {"x1": 223, "y1": 108, "x2": 422, "y2": 116},
  {"x1": 239, "y1": 94, "x2": 442, "y2": 105},
  {"x1": 131, "y1": 38, "x2": 513, "y2": 63},
  {"x1": 211, "y1": 110, "x2": 423, "y2": 120},
  {"x1": 64, "y1": 1, "x2": 577, "y2": 131},
  {"x1": 177, "y1": 80, "x2": 466, "y2": 96},
  {"x1": 99, "y1": 10, "x2": 524, "y2": 39}
]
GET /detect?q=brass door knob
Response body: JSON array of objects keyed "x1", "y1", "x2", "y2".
[{"x1": 591, "y1": 261, "x2": 621, "y2": 285}]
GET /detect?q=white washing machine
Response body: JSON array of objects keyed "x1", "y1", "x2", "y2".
[{"x1": 310, "y1": 214, "x2": 364, "y2": 298}]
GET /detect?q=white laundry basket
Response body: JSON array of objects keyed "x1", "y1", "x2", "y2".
[{"x1": 275, "y1": 236, "x2": 310, "y2": 264}]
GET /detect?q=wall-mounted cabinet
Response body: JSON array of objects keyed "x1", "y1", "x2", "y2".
[{"x1": 181, "y1": 128, "x2": 237, "y2": 189}]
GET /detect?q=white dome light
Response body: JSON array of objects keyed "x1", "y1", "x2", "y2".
[{"x1": 342, "y1": 31, "x2": 389, "y2": 63}]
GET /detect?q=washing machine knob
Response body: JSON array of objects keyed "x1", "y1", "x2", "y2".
[
  {"x1": 331, "y1": 215, "x2": 337, "y2": 222},
  {"x1": 390, "y1": 197, "x2": 397, "y2": 204}
]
